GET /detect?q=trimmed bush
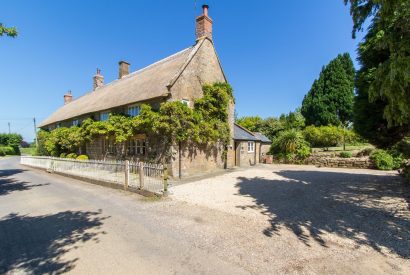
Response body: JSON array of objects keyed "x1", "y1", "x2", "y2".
[
  {"x1": 76, "y1": 155, "x2": 89, "y2": 161},
  {"x1": 339, "y1": 151, "x2": 352, "y2": 158},
  {"x1": 66, "y1": 153, "x2": 78, "y2": 159},
  {"x1": 60, "y1": 153, "x2": 67, "y2": 158},
  {"x1": 370, "y1": 150, "x2": 394, "y2": 170}
]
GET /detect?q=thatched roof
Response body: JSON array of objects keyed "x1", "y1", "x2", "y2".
[{"x1": 39, "y1": 40, "x2": 205, "y2": 127}]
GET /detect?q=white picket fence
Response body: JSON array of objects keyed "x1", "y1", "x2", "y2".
[{"x1": 20, "y1": 156, "x2": 168, "y2": 195}]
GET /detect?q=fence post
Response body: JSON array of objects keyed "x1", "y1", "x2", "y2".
[
  {"x1": 139, "y1": 162, "x2": 144, "y2": 189},
  {"x1": 124, "y1": 160, "x2": 130, "y2": 191},
  {"x1": 163, "y1": 166, "x2": 169, "y2": 196}
]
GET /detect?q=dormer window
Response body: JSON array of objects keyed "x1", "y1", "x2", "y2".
[
  {"x1": 181, "y1": 99, "x2": 190, "y2": 106},
  {"x1": 100, "y1": 112, "x2": 109, "y2": 121},
  {"x1": 127, "y1": 105, "x2": 140, "y2": 117}
]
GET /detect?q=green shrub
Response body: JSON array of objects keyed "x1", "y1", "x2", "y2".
[
  {"x1": 392, "y1": 155, "x2": 405, "y2": 170},
  {"x1": 339, "y1": 151, "x2": 352, "y2": 158},
  {"x1": 0, "y1": 146, "x2": 16, "y2": 155},
  {"x1": 270, "y1": 129, "x2": 311, "y2": 162},
  {"x1": 303, "y1": 125, "x2": 345, "y2": 150},
  {"x1": 370, "y1": 150, "x2": 394, "y2": 170},
  {"x1": 66, "y1": 153, "x2": 78, "y2": 159},
  {"x1": 393, "y1": 137, "x2": 410, "y2": 158},
  {"x1": 60, "y1": 153, "x2": 67, "y2": 158},
  {"x1": 76, "y1": 155, "x2": 89, "y2": 161}
]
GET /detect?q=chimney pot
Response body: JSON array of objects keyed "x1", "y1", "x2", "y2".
[
  {"x1": 202, "y1": 4, "x2": 209, "y2": 16},
  {"x1": 64, "y1": 90, "x2": 73, "y2": 105},
  {"x1": 93, "y1": 68, "x2": 104, "y2": 91},
  {"x1": 119, "y1": 61, "x2": 130, "y2": 79},
  {"x1": 196, "y1": 4, "x2": 213, "y2": 40}
]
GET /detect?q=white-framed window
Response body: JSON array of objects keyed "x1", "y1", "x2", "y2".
[
  {"x1": 56, "y1": 123, "x2": 61, "y2": 128},
  {"x1": 127, "y1": 105, "x2": 140, "y2": 117},
  {"x1": 181, "y1": 99, "x2": 190, "y2": 106},
  {"x1": 100, "y1": 112, "x2": 109, "y2": 121},
  {"x1": 127, "y1": 138, "x2": 146, "y2": 155},
  {"x1": 247, "y1": 141, "x2": 255, "y2": 153},
  {"x1": 72, "y1": 119, "x2": 79, "y2": 126}
]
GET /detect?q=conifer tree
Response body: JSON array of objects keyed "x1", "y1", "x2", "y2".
[{"x1": 301, "y1": 53, "x2": 355, "y2": 126}]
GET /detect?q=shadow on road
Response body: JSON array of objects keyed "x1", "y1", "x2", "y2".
[
  {"x1": 235, "y1": 170, "x2": 410, "y2": 258},
  {"x1": 0, "y1": 210, "x2": 108, "y2": 274},
  {"x1": 0, "y1": 169, "x2": 49, "y2": 196}
]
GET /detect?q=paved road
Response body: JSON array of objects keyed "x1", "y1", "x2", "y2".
[
  {"x1": 0, "y1": 157, "x2": 247, "y2": 274},
  {"x1": 2, "y1": 157, "x2": 410, "y2": 274}
]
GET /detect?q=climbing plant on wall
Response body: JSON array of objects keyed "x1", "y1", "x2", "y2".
[{"x1": 37, "y1": 82, "x2": 234, "y2": 158}]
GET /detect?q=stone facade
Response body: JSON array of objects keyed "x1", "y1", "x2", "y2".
[
  {"x1": 259, "y1": 143, "x2": 271, "y2": 163},
  {"x1": 170, "y1": 142, "x2": 225, "y2": 178},
  {"x1": 235, "y1": 140, "x2": 260, "y2": 167}
]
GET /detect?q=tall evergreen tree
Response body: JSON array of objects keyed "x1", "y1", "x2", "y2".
[
  {"x1": 301, "y1": 53, "x2": 355, "y2": 126},
  {"x1": 344, "y1": 0, "x2": 410, "y2": 147}
]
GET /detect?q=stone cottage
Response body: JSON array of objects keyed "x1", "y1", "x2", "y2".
[{"x1": 39, "y1": 5, "x2": 271, "y2": 177}]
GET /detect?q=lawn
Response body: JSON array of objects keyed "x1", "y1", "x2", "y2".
[{"x1": 20, "y1": 147, "x2": 37, "y2": 156}]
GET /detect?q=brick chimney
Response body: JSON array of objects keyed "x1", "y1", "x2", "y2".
[
  {"x1": 119, "y1": 61, "x2": 130, "y2": 79},
  {"x1": 93, "y1": 68, "x2": 104, "y2": 91},
  {"x1": 64, "y1": 90, "x2": 73, "y2": 104},
  {"x1": 196, "y1": 4, "x2": 212, "y2": 40}
]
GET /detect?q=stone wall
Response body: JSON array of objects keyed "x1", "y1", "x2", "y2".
[
  {"x1": 169, "y1": 142, "x2": 225, "y2": 178},
  {"x1": 236, "y1": 141, "x2": 259, "y2": 167},
  {"x1": 306, "y1": 155, "x2": 374, "y2": 169}
]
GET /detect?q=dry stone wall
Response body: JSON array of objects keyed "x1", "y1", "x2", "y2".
[{"x1": 306, "y1": 155, "x2": 374, "y2": 169}]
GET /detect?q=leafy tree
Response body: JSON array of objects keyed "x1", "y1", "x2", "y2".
[
  {"x1": 301, "y1": 53, "x2": 355, "y2": 126},
  {"x1": 259, "y1": 117, "x2": 285, "y2": 140},
  {"x1": 235, "y1": 116, "x2": 263, "y2": 132},
  {"x1": 0, "y1": 133, "x2": 23, "y2": 154},
  {"x1": 279, "y1": 108, "x2": 305, "y2": 130},
  {"x1": 345, "y1": 0, "x2": 410, "y2": 147},
  {"x1": 0, "y1": 23, "x2": 17, "y2": 37}
]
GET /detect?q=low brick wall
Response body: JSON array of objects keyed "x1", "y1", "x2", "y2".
[{"x1": 306, "y1": 156, "x2": 374, "y2": 169}]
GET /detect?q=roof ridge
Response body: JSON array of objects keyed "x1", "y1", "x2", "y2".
[{"x1": 61, "y1": 46, "x2": 194, "y2": 105}]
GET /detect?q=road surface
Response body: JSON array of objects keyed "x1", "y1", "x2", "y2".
[
  {"x1": 1, "y1": 156, "x2": 409, "y2": 274},
  {"x1": 0, "y1": 157, "x2": 247, "y2": 274}
]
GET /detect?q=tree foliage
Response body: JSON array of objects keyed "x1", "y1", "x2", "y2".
[
  {"x1": 301, "y1": 53, "x2": 355, "y2": 126},
  {"x1": 0, "y1": 23, "x2": 17, "y2": 37},
  {"x1": 0, "y1": 133, "x2": 23, "y2": 155},
  {"x1": 236, "y1": 109, "x2": 304, "y2": 141},
  {"x1": 345, "y1": 0, "x2": 410, "y2": 147}
]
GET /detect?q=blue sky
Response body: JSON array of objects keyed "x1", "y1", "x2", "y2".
[{"x1": 0, "y1": 0, "x2": 364, "y2": 141}]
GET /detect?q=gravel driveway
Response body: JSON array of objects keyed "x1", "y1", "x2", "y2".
[{"x1": 171, "y1": 164, "x2": 410, "y2": 273}]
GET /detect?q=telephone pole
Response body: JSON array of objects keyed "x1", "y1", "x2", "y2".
[
  {"x1": 33, "y1": 117, "x2": 38, "y2": 147},
  {"x1": 8, "y1": 122, "x2": 10, "y2": 134}
]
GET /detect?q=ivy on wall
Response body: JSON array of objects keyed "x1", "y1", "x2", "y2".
[{"x1": 37, "y1": 83, "x2": 234, "y2": 158}]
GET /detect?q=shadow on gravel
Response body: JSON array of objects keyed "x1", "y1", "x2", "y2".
[
  {"x1": 236, "y1": 170, "x2": 410, "y2": 258},
  {"x1": 0, "y1": 210, "x2": 108, "y2": 274},
  {"x1": 0, "y1": 169, "x2": 49, "y2": 196}
]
